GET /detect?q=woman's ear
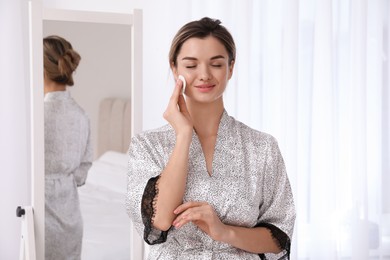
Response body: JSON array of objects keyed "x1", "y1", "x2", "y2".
[
  {"x1": 171, "y1": 62, "x2": 179, "y2": 80},
  {"x1": 228, "y1": 60, "x2": 235, "y2": 79}
]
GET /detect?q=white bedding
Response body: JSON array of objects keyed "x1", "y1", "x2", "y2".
[{"x1": 79, "y1": 151, "x2": 130, "y2": 260}]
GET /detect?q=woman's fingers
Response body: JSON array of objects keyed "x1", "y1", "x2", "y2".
[
  {"x1": 170, "y1": 78, "x2": 184, "y2": 101},
  {"x1": 165, "y1": 79, "x2": 182, "y2": 110},
  {"x1": 163, "y1": 78, "x2": 193, "y2": 136},
  {"x1": 177, "y1": 94, "x2": 188, "y2": 113},
  {"x1": 172, "y1": 202, "x2": 212, "y2": 228},
  {"x1": 164, "y1": 79, "x2": 186, "y2": 119},
  {"x1": 172, "y1": 207, "x2": 201, "y2": 228},
  {"x1": 174, "y1": 201, "x2": 205, "y2": 214},
  {"x1": 172, "y1": 202, "x2": 226, "y2": 241}
]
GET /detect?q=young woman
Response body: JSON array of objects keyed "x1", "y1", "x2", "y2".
[
  {"x1": 43, "y1": 35, "x2": 92, "y2": 260},
  {"x1": 126, "y1": 17, "x2": 295, "y2": 259}
]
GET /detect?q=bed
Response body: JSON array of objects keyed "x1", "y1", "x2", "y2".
[{"x1": 78, "y1": 98, "x2": 132, "y2": 260}]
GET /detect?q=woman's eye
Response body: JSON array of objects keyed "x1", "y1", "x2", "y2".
[
  {"x1": 211, "y1": 64, "x2": 222, "y2": 68},
  {"x1": 185, "y1": 65, "x2": 196, "y2": 69}
]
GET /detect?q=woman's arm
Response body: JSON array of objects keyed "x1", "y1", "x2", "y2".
[
  {"x1": 74, "y1": 117, "x2": 93, "y2": 186},
  {"x1": 151, "y1": 79, "x2": 193, "y2": 231},
  {"x1": 152, "y1": 133, "x2": 192, "y2": 231},
  {"x1": 220, "y1": 225, "x2": 281, "y2": 254}
]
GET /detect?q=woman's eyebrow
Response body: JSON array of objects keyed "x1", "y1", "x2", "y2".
[
  {"x1": 210, "y1": 55, "x2": 225, "y2": 60},
  {"x1": 182, "y1": 57, "x2": 197, "y2": 61},
  {"x1": 181, "y1": 55, "x2": 226, "y2": 61}
]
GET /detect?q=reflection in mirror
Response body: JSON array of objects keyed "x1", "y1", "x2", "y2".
[
  {"x1": 43, "y1": 20, "x2": 132, "y2": 158},
  {"x1": 43, "y1": 34, "x2": 93, "y2": 260},
  {"x1": 43, "y1": 17, "x2": 133, "y2": 260}
]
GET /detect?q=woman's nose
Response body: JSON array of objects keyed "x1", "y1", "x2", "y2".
[{"x1": 199, "y1": 65, "x2": 211, "y2": 81}]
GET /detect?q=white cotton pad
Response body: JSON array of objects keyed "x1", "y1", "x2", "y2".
[{"x1": 178, "y1": 75, "x2": 186, "y2": 95}]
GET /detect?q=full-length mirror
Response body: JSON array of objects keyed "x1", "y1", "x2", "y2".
[{"x1": 30, "y1": 6, "x2": 143, "y2": 260}]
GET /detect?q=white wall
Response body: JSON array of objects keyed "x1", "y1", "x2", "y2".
[{"x1": 0, "y1": 0, "x2": 32, "y2": 259}]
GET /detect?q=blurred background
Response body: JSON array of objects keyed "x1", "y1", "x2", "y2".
[{"x1": 1, "y1": 0, "x2": 389, "y2": 259}]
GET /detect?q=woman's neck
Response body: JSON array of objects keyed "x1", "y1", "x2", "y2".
[
  {"x1": 187, "y1": 99, "x2": 224, "y2": 138},
  {"x1": 44, "y1": 78, "x2": 66, "y2": 95}
]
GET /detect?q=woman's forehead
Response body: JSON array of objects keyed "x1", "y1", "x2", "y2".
[{"x1": 178, "y1": 36, "x2": 228, "y2": 59}]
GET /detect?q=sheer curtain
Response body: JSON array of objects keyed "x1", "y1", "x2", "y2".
[
  {"x1": 172, "y1": 0, "x2": 389, "y2": 259},
  {"x1": 226, "y1": 0, "x2": 389, "y2": 259}
]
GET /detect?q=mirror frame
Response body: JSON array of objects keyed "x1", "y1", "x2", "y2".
[{"x1": 29, "y1": 1, "x2": 143, "y2": 259}]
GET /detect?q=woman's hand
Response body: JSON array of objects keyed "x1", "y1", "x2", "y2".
[
  {"x1": 163, "y1": 79, "x2": 193, "y2": 137},
  {"x1": 172, "y1": 201, "x2": 228, "y2": 241},
  {"x1": 173, "y1": 201, "x2": 283, "y2": 254}
]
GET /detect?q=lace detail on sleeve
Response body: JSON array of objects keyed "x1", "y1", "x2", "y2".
[
  {"x1": 141, "y1": 175, "x2": 169, "y2": 245},
  {"x1": 255, "y1": 223, "x2": 291, "y2": 260}
]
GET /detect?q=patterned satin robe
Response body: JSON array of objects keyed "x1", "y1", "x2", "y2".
[
  {"x1": 126, "y1": 110, "x2": 295, "y2": 260},
  {"x1": 44, "y1": 91, "x2": 92, "y2": 260}
]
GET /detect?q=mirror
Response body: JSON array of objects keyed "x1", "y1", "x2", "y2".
[
  {"x1": 37, "y1": 7, "x2": 144, "y2": 260},
  {"x1": 43, "y1": 19, "x2": 132, "y2": 159}
]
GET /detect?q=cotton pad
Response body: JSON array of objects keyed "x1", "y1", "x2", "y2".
[{"x1": 178, "y1": 75, "x2": 186, "y2": 95}]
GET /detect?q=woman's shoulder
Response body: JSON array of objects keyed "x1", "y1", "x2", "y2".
[
  {"x1": 228, "y1": 115, "x2": 278, "y2": 144},
  {"x1": 70, "y1": 100, "x2": 88, "y2": 116},
  {"x1": 231, "y1": 120, "x2": 281, "y2": 156},
  {"x1": 131, "y1": 124, "x2": 174, "y2": 145}
]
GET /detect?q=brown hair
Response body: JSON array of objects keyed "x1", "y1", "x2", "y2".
[
  {"x1": 169, "y1": 17, "x2": 236, "y2": 67},
  {"x1": 43, "y1": 35, "x2": 81, "y2": 86}
]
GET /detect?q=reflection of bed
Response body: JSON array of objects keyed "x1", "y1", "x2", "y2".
[{"x1": 78, "y1": 98, "x2": 131, "y2": 260}]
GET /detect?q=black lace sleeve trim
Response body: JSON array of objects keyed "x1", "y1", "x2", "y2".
[
  {"x1": 255, "y1": 223, "x2": 291, "y2": 260},
  {"x1": 141, "y1": 175, "x2": 169, "y2": 245}
]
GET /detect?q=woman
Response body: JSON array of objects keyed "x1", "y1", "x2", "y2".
[
  {"x1": 126, "y1": 17, "x2": 295, "y2": 259},
  {"x1": 43, "y1": 35, "x2": 92, "y2": 260}
]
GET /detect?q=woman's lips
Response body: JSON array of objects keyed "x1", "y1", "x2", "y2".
[{"x1": 195, "y1": 84, "x2": 215, "y2": 92}]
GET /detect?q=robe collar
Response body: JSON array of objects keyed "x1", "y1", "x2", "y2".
[{"x1": 44, "y1": 90, "x2": 70, "y2": 102}]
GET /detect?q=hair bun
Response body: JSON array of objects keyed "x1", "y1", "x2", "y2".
[
  {"x1": 43, "y1": 35, "x2": 81, "y2": 86},
  {"x1": 58, "y1": 49, "x2": 81, "y2": 77}
]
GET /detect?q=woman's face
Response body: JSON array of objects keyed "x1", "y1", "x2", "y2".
[{"x1": 173, "y1": 36, "x2": 234, "y2": 104}]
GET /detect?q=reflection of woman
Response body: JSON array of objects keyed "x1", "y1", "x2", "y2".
[
  {"x1": 126, "y1": 17, "x2": 295, "y2": 259},
  {"x1": 43, "y1": 35, "x2": 92, "y2": 260}
]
